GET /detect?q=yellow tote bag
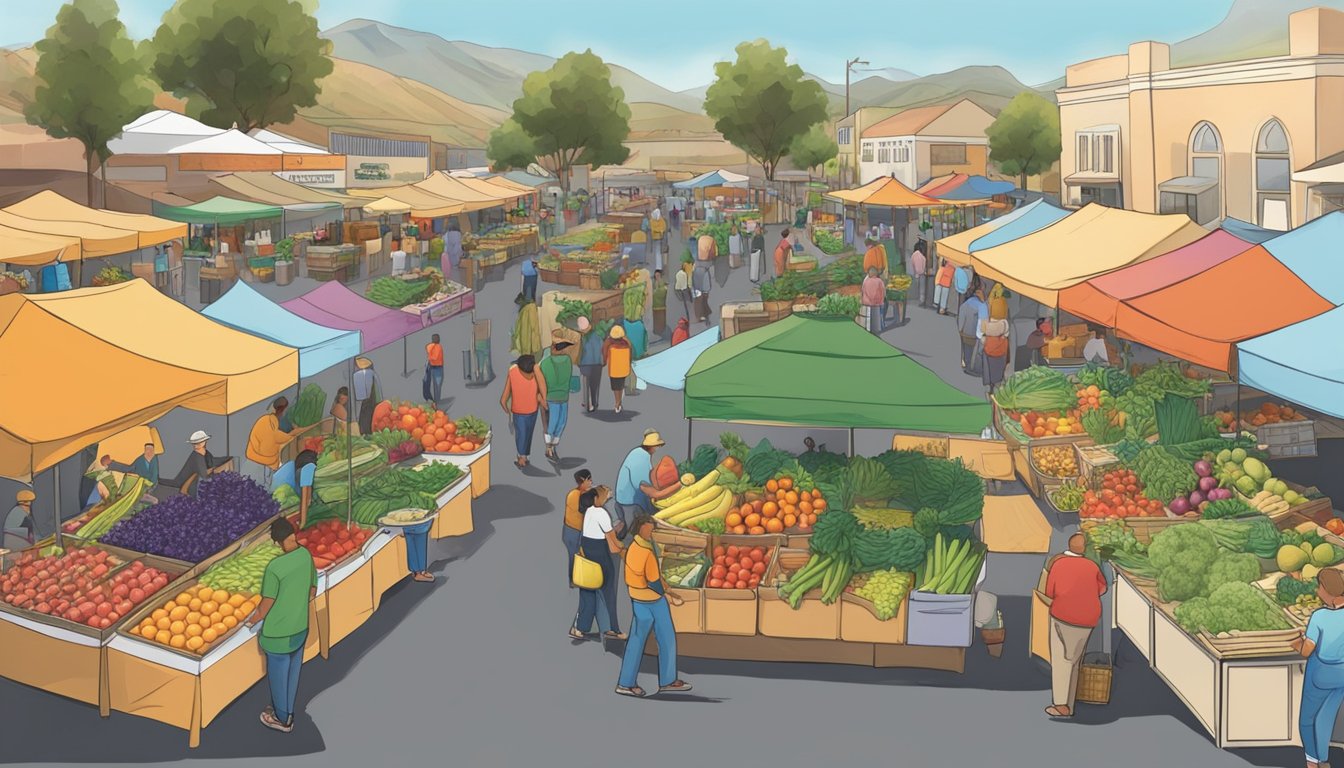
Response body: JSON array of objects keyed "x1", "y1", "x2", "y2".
[{"x1": 572, "y1": 545, "x2": 604, "y2": 589}]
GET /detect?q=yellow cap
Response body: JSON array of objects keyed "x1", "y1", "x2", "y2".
[
  {"x1": 16, "y1": 490, "x2": 35, "y2": 503},
  {"x1": 609, "y1": 324, "x2": 626, "y2": 339}
]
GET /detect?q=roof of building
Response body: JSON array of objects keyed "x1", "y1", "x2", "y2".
[{"x1": 861, "y1": 102, "x2": 969, "y2": 139}]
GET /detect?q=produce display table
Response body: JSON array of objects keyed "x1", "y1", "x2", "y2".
[
  {"x1": 0, "y1": 609, "x2": 107, "y2": 711},
  {"x1": 426, "y1": 442, "x2": 491, "y2": 499},
  {"x1": 399, "y1": 286, "x2": 475, "y2": 328},
  {"x1": 429, "y1": 472, "x2": 474, "y2": 539}
]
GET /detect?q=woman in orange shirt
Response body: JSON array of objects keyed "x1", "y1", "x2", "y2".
[
  {"x1": 500, "y1": 354, "x2": 547, "y2": 468},
  {"x1": 934, "y1": 258, "x2": 956, "y2": 315},
  {"x1": 425, "y1": 333, "x2": 444, "y2": 403},
  {"x1": 603, "y1": 324, "x2": 633, "y2": 414}
]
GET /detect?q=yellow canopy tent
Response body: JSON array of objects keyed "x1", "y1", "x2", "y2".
[
  {"x1": 361, "y1": 196, "x2": 413, "y2": 215},
  {"x1": 412, "y1": 173, "x2": 508, "y2": 212},
  {"x1": 2, "y1": 190, "x2": 185, "y2": 248},
  {"x1": 0, "y1": 292, "x2": 225, "y2": 481},
  {"x1": 826, "y1": 176, "x2": 941, "y2": 207},
  {"x1": 346, "y1": 184, "x2": 465, "y2": 218},
  {"x1": 209, "y1": 172, "x2": 366, "y2": 210},
  {"x1": 0, "y1": 224, "x2": 81, "y2": 266},
  {"x1": 482, "y1": 176, "x2": 538, "y2": 196},
  {"x1": 0, "y1": 211, "x2": 139, "y2": 259},
  {"x1": 26, "y1": 280, "x2": 298, "y2": 413},
  {"x1": 969, "y1": 203, "x2": 1209, "y2": 307}
]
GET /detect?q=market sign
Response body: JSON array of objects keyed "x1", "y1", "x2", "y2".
[{"x1": 274, "y1": 170, "x2": 346, "y2": 188}]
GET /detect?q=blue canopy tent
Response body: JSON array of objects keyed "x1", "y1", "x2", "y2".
[
  {"x1": 1262, "y1": 211, "x2": 1344, "y2": 303},
  {"x1": 936, "y1": 198, "x2": 1070, "y2": 266},
  {"x1": 1221, "y1": 217, "x2": 1281, "y2": 245},
  {"x1": 1237, "y1": 304, "x2": 1344, "y2": 419},
  {"x1": 631, "y1": 327, "x2": 720, "y2": 391},
  {"x1": 673, "y1": 169, "x2": 750, "y2": 190},
  {"x1": 203, "y1": 281, "x2": 361, "y2": 378},
  {"x1": 933, "y1": 175, "x2": 1016, "y2": 202}
]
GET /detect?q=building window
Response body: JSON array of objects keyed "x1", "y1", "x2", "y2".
[
  {"x1": 1080, "y1": 185, "x2": 1121, "y2": 208},
  {"x1": 330, "y1": 132, "x2": 428, "y2": 158},
  {"x1": 895, "y1": 145, "x2": 910, "y2": 163},
  {"x1": 861, "y1": 142, "x2": 874, "y2": 163},
  {"x1": 1255, "y1": 119, "x2": 1291, "y2": 229},
  {"x1": 877, "y1": 147, "x2": 891, "y2": 163},
  {"x1": 837, "y1": 127, "x2": 851, "y2": 146},
  {"x1": 1188, "y1": 121, "x2": 1222, "y2": 219},
  {"x1": 1075, "y1": 130, "x2": 1119, "y2": 176},
  {"x1": 930, "y1": 144, "x2": 966, "y2": 165}
]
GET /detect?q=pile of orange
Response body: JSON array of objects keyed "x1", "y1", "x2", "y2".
[
  {"x1": 1015, "y1": 409, "x2": 1086, "y2": 438},
  {"x1": 723, "y1": 476, "x2": 826, "y2": 535},
  {"x1": 382, "y1": 403, "x2": 481, "y2": 454},
  {"x1": 134, "y1": 586, "x2": 255, "y2": 655}
]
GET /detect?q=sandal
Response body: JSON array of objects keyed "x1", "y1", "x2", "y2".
[
  {"x1": 658, "y1": 680, "x2": 692, "y2": 693},
  {"x1": 568, "y1": 628, "x2": 587, "y2": 640},
  {"x1": 413, "y1": 572, "x2": 435, "y2": 582},
  {"x1": 604, "y1": 631, "x2": 627, "y2": 641},
  {"x1": 1045, "y1": 705, "x2": 1072, "y2": 718},
  {"x1": 614, "y1": 686, "x2": 646, "y2": 698}
]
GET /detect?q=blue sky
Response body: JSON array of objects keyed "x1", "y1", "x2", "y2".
[{"x1": 9, "y1": 0, "x2": 1239, "y2": 88}]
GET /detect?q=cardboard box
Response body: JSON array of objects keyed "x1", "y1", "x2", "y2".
[
  {"x1": 1059, "y1": 323, "x2": 1090, "y2": 338},
  {"x1": 758, "y1": 548, "x2": 840, "y2": 640},
  {"x1": 840, "y1": 591, "x2": 908, "y2": 644},
  {"x1": 703, "y1": 587, "x2": 759, "y2": 635},
  {"x1": 667, "y1": 586, "x2": 704, "y2": 634}
]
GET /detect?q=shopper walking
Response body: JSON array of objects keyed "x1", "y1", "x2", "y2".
[
  {"x1": 773, "y1": 229, "x2": 792, "y2": 281},
  {"x1": 577, "y1": 317, "x2": 604, "y2": 413},
  {"x1": 442, "y1": 223, "x2": 463, "y2": 280},
  {"x1": 1043, "y1": 533, "x2": 1107, "y2": 719},
  {"x1": 934, "y1": 258, "x2": 955, "y2": 315},
  {"x1": 911, "y1": 239, "x2": 928, "y2": 307},
  {"x1": 602, "y1": 325, "x2": 633, "y2": 414},
  {"x1": 571, "y1": 485, "x2": 624, "y2": 642},
  {"x1": 521, "y1": 258, "x2": 539, "y2": 303},
  {"x1": 670, "y1": 317, "x2": 691, "y2": 346},
  {"x1": 353, "y1": 357, "x2": 380, "y2": 435},
  {"x1": 958, "y1": 281, "x2": 987, "y2": 375},
  {"x1": 674, "y1": 259, "x2": 693, "y2": 321},
  {"x1": 500, "y1": 354, "x2": 547, "y2": 468},
  {"x1": 246, "y1": 517, "x2": 318, "y2": 733},
  {"x1": 615, "y1": 514, "x2": 692, "y2": 698},
  {"x1": 749, "y1": 226, "x2": 766, "y2": 283},
  {"x1": 563, "y1": 469, "x2": 594, "y2": 582},
  {"x1": 246, "y1": 397, "x2": 294, "y2": 487},
  {"x1": 692, "y1": 254, "x2": 713, "y2": 324},
  {"x1": 1294, "y1": 568, "x2": 1344, "y2": 768},
  {"x1": 540, "y1": 334, "x2": 574, "y2": 461},
  {"x1": 861, "y1": 266, "x2": 886, "y2": 335},
  {"x1": 727, "y1": 222, "x2": 743, "y2": 268},
  {"x1": 981, "y1": 315, "x2": 1011, "y2": 393}
]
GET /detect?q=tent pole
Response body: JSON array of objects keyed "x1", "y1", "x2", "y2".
[
  {"x1": 53, "y1": 463, "x2": 62, "y2": 548},
  {"x1": 403, "y1": 336, "x2": 409, "y2": 378},
  {"x1": 225, "y1": 416, "x2": 231, "y2": 462},
  {"x1": 687, "y1": 418, "x2": 693, "y2": 458},
  {"x1": 848, "y1": 428, "x2": 855, "y2": 458},
  {"x1": 1235, "y1": 382, "x2": 1242, "y2": 431}
]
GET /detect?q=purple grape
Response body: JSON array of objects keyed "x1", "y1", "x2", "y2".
[{"x1": 101, "y1": 472, "x2": 279, "y2": 561}]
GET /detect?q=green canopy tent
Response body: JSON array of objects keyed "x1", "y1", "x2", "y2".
[
  {"x1": 152, "y1": 195, "x2": 284, "y2": 225},
  {"x1": 683, "y1": 314, "x2": 990, "y2": 452}
]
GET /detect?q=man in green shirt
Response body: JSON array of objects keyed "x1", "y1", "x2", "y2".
[
  {"x1": 540, "y1": 334, "x2": 575, "y2": 462},
  {"x1": 246, "y1": 518, "x2": 317, "y2": 733}
]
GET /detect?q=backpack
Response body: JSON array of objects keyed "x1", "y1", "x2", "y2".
[{"x1": 984, "y1": 334, "x2": 1009, "y2": 358}]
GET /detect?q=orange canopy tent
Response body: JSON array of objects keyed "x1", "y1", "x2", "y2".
[
  {"x1": 1112, "y1": 245, "x2": 1333, "y2": 371},
  {"x1": 2, "y1": 190, "x2": 186, "y2": 248},
  {"x1": 826, "y1": 176, "x2": 940, "y2": 208}
]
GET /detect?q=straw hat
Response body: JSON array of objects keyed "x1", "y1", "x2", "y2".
[
  {"x1": 187, "y1": 430, "x2": 211, "y2": 444},
  {"x1": 355, "y1": 357, "x2": 373, "y2": 369},
  {"x1": 641, "y1": 429, "x2": 665, "y2": 448},
  {"x1": 609, "y1": 324, "x2": 626, "y2": 339},
  {"x1": 15, "y1": 490, "x2": 35, "y2": 503}
]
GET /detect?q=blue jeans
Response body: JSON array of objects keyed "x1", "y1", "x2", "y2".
[
  {"x1": 618, "y1": 597, "x2": 677, "y2": 689},
  {"x1": 522, "y1": 273, "x2": 538, "y2": 302},
  {"x1": 428, "y1": 365, "x2": 443, "y2": 402},
  {"x1": 265, "y1": 633, "x2": 307, "y2": 724},
  {"x1": 512, "y1": 411, "x2": 537, "y2": 457},
  {"x1": 404, "y1": 520, "x2": 432, "y2": 572},
  {"x1": 564, "y1": 527, "x2": 611, "y2": 632},
  {"x1": 546, "y1": 401, "x2": 569, "y2": 444},
  {"x1": 1302, "y1": 656, "x2": 1344, "y2": 763},
  {"x1": 576, "y1": 538, "x2": 619, "y2": 635}
]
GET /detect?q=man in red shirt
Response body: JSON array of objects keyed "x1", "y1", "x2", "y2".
[{"x1": 1044, "y1": 533, "x2": 1107, "y2": 718}]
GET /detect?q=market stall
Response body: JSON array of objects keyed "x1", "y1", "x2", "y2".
[
  {"x1": 281, "y1": 281, "x2": 425, "y2": 352},
  {"x1": 202, "y1": 281, "x2": 361, "y2": 378},
  {"x1": 969, "y1": 203, "x2": 1208, "y2": 308},
  {"x1": 934, "y1": 198, "x2": 1069, "y2": 267},
  {"x1": 825, "y1": 176, "x2": 941, "y2": 270}
]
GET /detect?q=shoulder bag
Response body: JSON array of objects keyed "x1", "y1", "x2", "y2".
[{"x1": 572, "y1": 543, "x2": 604, "y2": 589}]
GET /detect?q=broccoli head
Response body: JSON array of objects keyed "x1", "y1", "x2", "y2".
[
  {"x1": 1200, "y1": 582, "x2": 1290, "y2": 634},
  {"x1": 1158, "y1": 564, "x2": 1208, "y2": 602},
  {"x1": 1204, "y1": 552, "x2": 1261, "y2": 594},
  {"x1": 1174, "y1": 596, "x2": 1214, "y2": 634},
  {"x1": 913, "y1": 508, "x2": 940, "y2": 540},
  {"x1": 1148, "y1": 523, "x2": 1218, "y2": 573}
]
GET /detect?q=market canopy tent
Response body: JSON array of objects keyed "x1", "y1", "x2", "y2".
[
  {"x1": 826, "y1": 176, "x2": 940, "y2": 208},
  {"x1": 362, "y1": 196, "x2": 413, "y2": 215},
  {"x1": 203, "y1": 281, "x2": 361, "y2": 378},
  {"x1": 346, "y1": 183, "x2": 465, "y2": 218},
  {"x1": 1058, "y1": 229, "x2": 1256, "y2": 327},
  {"x1": 1112, "y1": 245, "x2": 1332, "y2": 371},
  {"x1": 935, "y1": 198, "x2": 1070, "y2": 266},
  {"x1": 970, "y1": 203, "x2": 1208, "y2": 307},
  {"x1": 1220, "y1": 217, "x2": 1281, "y2": 245},
  {"x1": 0, "y1": 292, "x2": 225, "y2": 481},
  {"x1": 208, "y1": 172, "x2": 365, "y2": 210},
  {"x1": 918, "y1": 173, "x2": 1011, "y2": 203},
  {"x1": 0, "y1": 211, "x2": 140, "y2": 259},
  {"x1": 281, "y1": 281, "x2": 424, "y2": 352},
  {"x1": 0, "y1": 224, "x2": 80, "y2": 265},
  {"x1": 27, "y1": 280, "x2": 297, "y2": 412},
  {"x1": 1260, "y1": 211, "x2": 1344, "y2": 303},
  {"x1": 3, "y1": 191, "x2": 186, "y2": 247},
  {"x1": 684, "y1": 314, "x2": 990, "y2": 433},
  {"x1": 152, "y1": 196, "x2": 283, "y2": 226},
  {"x1": 674, "y1": 169, "x2": 750, "y2": 190},
  {"x1": 1237, "y1": 304, "x2": 1344, "y2": 419},
  {"x1": 413, "y1": 173, "x2": 511, "y2": 212},
  {"x1": 630, "y1": 327, "x2": 721, "y2": 391}
]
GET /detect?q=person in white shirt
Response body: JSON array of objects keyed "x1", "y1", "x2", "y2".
[
  {"x1": 571, "y1": 486, "x2": 624, "y2": 642},
  {"x1": 1082, "y1": 327, "x2": 1110, "y2": 364}
]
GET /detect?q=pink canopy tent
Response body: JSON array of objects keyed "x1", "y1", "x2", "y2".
[
  {"x1": 281, "y1": 282, "x2": 424, "y2": 352},
  {"x1": 1057, "y1": 229, "x2": 1256, "y2": 328}
]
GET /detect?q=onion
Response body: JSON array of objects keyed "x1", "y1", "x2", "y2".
[
  {"x1": 1198, "y1": 476, "x2": 1219, "y2": 494},
  {"x1": 1188, "y1": 491, "x2": 1206, "y2": 508},
  {"x1": 1169, "y1": 497, "x2": 1191, "y2": 515},
  {"x1": 1194, "y1": 460, "x2": 1213, "y2": 477}
]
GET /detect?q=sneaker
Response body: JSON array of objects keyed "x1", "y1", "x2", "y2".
[{"x1": 260, "y1": 710, "x2": 293, "y2": 733}]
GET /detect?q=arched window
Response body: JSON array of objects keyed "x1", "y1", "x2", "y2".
[
  {"x1": 1192, "y1": 123, "x2": 1221, "y2": 154},
  {"x1": 1255, "y1": 119, "x2": 1291, "y2": 229},
  {"x1": 1181, "y1": 122, "x2": 1224, "y2": 223}
]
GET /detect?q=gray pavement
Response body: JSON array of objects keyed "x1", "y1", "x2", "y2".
[{"x1": 0, "y1": 223, "x2": 1304, "y2": 767}]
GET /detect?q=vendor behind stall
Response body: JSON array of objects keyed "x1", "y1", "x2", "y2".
[
  {"x1": 101, "y1": 442, "x2": 161, "y2": 502},
  {"x1": 272, "y1": 450, "x2": 319, "y2": 528},
  {"x1": 3, "y1": 490, "x2": 35, "y2": 551}
]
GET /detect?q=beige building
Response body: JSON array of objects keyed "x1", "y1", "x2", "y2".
[
  {"x1": 834, "y1": 107, "x2": 903, "y2": 187},
  {"x1": 1057, "y1": 7, "x2": 1344, "y2": 229},
  {"x1": 856, "y1": 100, "x2": 994, "y2": 187}
]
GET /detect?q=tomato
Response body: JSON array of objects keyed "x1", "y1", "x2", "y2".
[
  {"x1": 708, "y1": 578, "x2": 724, "y2": 589},
  {"x1": 713, "y1": 546, "x2": 726, "y2": 558},
  {"x1": 726, "y1": 546, "x2": 740, "y2": 559},
  {"x1": 710, "y1": 565, "x2": 727, "y2": 580}
]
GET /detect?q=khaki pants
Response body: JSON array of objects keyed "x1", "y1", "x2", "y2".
[{"x1": 1049, "y1": 617, "x2": 1093, "y2": 709}]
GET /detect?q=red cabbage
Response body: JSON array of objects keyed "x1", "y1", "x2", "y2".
[{"x1": 101, "y1": 473, "x2": 278, "y2": 562}]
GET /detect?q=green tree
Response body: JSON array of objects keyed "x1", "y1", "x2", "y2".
[
  {"x1": 26, "y1": 0, "x2": 153, "y2": 206},
  {"x1": 149, "y1": 0, "x2": 333, "y2": 132},
  {"x1": 789, "y1": 125, "x2": 838, "y2": 180},
  {"x1": 704, "y1": 40, "x2": 830, "y2": 180},
  {"x1": 987, "y1": 92, "x2": 1062, "y2": 192},
  {"x1": 486, "y1": 119, "x2": 538, "y2": 171},
  {"x1": 507, "y1": 51, "x2": 630, "y2": 192}
]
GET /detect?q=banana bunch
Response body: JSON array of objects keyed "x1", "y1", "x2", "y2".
[
  {"x1": 654, "y1": 469, "x2": 733, "y2": 528},
  {"x1": 1247, "y1": 490, "x2": 1291, "y2": 516}
]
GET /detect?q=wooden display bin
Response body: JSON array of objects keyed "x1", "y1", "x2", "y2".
[
  {"x1": 839, "y1": 592, "x2": 908, "y2": 645},
  {"x1": 667, "y1": 586, "x2": 704, "y2": 634},
  {"x1": 703, "y1": 588, "x2": 759, "y2": 636},
  {"x1": 758, "y1": 548, "x2": 840, "y2": 640}
]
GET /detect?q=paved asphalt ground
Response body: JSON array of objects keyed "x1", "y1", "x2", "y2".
[{"x1": 0, "y1": 224, "x2": 1311, "y2": 767}]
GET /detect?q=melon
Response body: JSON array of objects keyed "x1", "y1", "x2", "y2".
[{"x1": 653, "y1": 456, "x2": 679, "y2": 488}]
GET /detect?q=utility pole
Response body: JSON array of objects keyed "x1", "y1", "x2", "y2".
[{"x1": 845, "y1": 57, "x2": 869, "y2": 117}]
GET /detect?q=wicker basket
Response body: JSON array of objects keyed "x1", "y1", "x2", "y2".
[{"x1": 1075, "y1": 653, "x2": 1113, "y2": 705}]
